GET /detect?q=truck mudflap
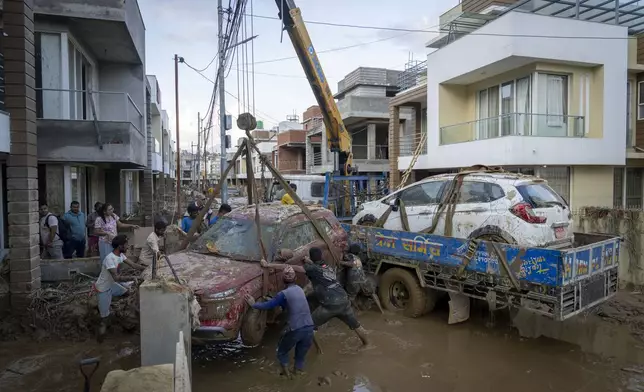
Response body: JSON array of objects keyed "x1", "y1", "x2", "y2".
[{"x1": 342, "y1": 224, "x2": 620, "y2": 321}]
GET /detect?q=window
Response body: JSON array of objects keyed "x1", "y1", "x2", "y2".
[
  {"x1": 477, "y1": 85, "x2": 499, "y2": 139},
  {"x1": 68, "y1": 39, "x2": 92, "y2": 120},
  {"x1": 0, "y1": 51, "x2": 4, "y2": 112},
  {"x1": 399, "y1": 181, "x2": 445, "y2": 206},
  {"x1": 626, "y1": 168, "x2": 643, "y2": 209},
  {"x1": 541, "y1": 74, "x2": 568, "y2": 127},
  {"x1": 311, "y1": 182, "x2": 325, "y2": 198},
  {"x1": 614, "y1": 168, "x2": 624, "y2": 208},
  {"x1": 317, "y1": 219, "x2": 334, "y2": 237},
  {"x1": 280, "y1": 222, "x2": 320, "y2": 250},
  {"x1": 516, "y1": 183, "x2": 568, "y2": 208},
  {"x1": 457, "y1": 181, "x2": 505, "y2": 204},
  {"x1": 638, "y1": 81, "x2": 644, "y2": 120},
  {"x1": 628, "y1": 81, "x2": 634, "y2": 146}
]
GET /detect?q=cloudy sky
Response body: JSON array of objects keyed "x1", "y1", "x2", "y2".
[{"x1": 138, "y1": 0, "x2": 458, "y2": 153}]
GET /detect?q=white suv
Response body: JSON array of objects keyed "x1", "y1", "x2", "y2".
[{"x1": 352, "y1": 172, "x2": 573, "y2": 249}]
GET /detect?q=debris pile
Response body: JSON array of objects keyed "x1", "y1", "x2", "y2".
[{"x1": 0, "y1": 274, "x2": 143, "y2": 341}]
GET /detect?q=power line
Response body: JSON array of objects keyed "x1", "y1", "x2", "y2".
[
  {"x1": 248, "y1": 13, "x2": 639, "y2": 40},
  {"x1": 183, "y1": 62, "x2": 281, "y2": 125},
  {"x1": 249, "y1": 13, "x2": 440, "y2": 33}
]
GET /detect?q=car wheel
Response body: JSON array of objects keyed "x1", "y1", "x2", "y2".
[
  {"x1": 378, "y1": 268, "x2": 427, "y2": 318},
  {"x1": 240, "y1": 307, "x2": 267, "y2": 347}
]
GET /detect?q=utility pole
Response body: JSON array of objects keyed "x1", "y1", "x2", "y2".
[
  {"x1": 196, "y1": 112, "x2": 201, "y2": 189},
  {"x1": 174, "y1": 54, "x2": 181, "y2": 216},
  {"x1": 218, "y1": 0, "x2": 228, "y2": 204}
]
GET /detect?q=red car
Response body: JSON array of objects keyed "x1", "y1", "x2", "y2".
[{"x1": 157, "y1": 204, "x2": 347, "y2": 346}]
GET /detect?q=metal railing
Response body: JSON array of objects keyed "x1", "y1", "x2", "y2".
[
  {"x1": 399, "y1": 131, "x2": 428, "y2": 157},
  {"x1": 398, "y1": 60, "x2": 427, "y2": 91},
  {"x1": 351, "y1": 145, "x2": 389, "y2": 160},
  {"x1": 439, "y1": 113, "x2": 585, "y2": 145},
  {"x1": 36, "y1": 88, "x2": 144, "y2": 136}
]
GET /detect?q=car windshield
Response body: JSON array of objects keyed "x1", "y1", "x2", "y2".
[
  {"x1": 516, "y1": 183, "x2": 568, "y2": 208},
  {"x1": 190, "y1": 216, "x2": 277, "y2": 261}
]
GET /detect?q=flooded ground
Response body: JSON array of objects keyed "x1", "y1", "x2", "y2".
[
  {"x1": 2, "y1": 297, "x2": 644, "y2": 391},
  {"x1": 190, "y1": 308, "x2": 640, "y2": 392}
]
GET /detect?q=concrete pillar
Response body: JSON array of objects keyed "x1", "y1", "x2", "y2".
[
  {"x1": 321, "y1": 130, "x2": 328, "y2": 166},
  {"x1": 141, "y1": 87, "x2": 153, "y2": 226},
  {"x1": 388, "y1": 105, "x2": 401, "y2": 189},
  {"x1": 305, "y1": 134, "x2": 312, "y2": 173},
  {"x1": 4, "y1": 0, "x2": 41, "y2": 309},
  {"x1": 367, "y1": 123, "x2": 376, "y2": 160},
  {"x1": 140, "y1": 281, "x2": 192, "y2": 378}
]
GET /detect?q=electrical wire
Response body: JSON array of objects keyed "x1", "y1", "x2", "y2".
[{"x1": 247, "y1": 12, "x2": 640, "y2": 40}]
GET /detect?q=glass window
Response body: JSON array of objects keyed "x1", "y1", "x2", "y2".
[
  {"x1": 191, "y1": 217, "x2": 277, "y2": 261},
  {"x1": 311, "y1": 182, "x2": 325, "y2": 198},
  {"x1": 516, "y1": 183, "x2": 568, "y2": 208},
  {"x1": 638, "y1": 81, "x2": 644, "y2": 120},
  {"x1": 626, "y1": 168, "x2": 643, "y2": 209},
  {"x1": 399, "y1": 181, "x2": 445, "y2": 207},
  {"x1": 458, "y1": 181, "x2": 505, "y2": 203},
  {"x1": 614, "y1": 168, "x2": 624, "y2": 208},
  {"x1": 280, "y1": 222, "x2": 320, "y2": 250}
]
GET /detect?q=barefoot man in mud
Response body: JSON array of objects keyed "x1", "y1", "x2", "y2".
[
  {"x1": 244, "y1": 266, "x2": 314, "y2": 379},
  {"x1": 260, "y1": 246, "x2": 369, "y2": 351}
]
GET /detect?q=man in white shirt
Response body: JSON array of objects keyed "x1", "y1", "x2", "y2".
[
  {"x1": 95, "y1": 234, "x2": 145, "y2": 342},
  {"x1": 138, "y1": 220, "x2": 167, "y2": 266},
  {"x1": 39, "y1": 203, "x2": 63, "y2": 260}
]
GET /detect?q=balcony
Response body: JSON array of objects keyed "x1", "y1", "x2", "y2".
[
  {"x1": 152, "y1": 152, "x2": 162, "y2": 173},
  {"x1": 148, "y1": 76, "x2": 161, "y2": 115},
  {"x1": 34, "y1": 0, "x2": 145, "y2": 64},
  {"x1": 36, "y1": 88, "x2": 145, "y2": 166},
  {"x1": 439, "y1": 113, "x2": 586, "y2": 145}
]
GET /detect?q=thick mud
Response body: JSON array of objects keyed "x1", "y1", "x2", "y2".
[
  {"x1": 190, "y1": 307, "x2": 642, "y2": 392},
  {"x1": 3, "y1": 296, "x2": 644, "y2": 391}
]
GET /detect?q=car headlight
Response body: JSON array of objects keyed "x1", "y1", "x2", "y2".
[{"x1": 207, "y1": 288, "x2": 237, "y2": 300}]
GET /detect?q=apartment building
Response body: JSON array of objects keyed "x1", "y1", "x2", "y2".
[
  {"x1": 32, "y1": 0, "x2": 147, "y2": 217},
  {"x1": 147, "y1": 76, "x2": 175, "y2": 192},
  {"x1": 390, "y1": 0, "x2": 644, "y2": 210},
  {"x1": 273, "y1": 115, "x2": 306, "y2": 175},
  {"x1": 307, "y1": 67, "x2": 410, "y2": 175},
  {"x1": 180, "y1": 150, "x2": 198, "y2": 187},
  {"x1": 233, "y1": 130, "x2": 276, "y2": 182}
]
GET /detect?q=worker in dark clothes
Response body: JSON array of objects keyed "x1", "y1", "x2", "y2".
[
  {"x1": 260, "y1": 247, "x2": 369, "y2": 349},
  {"x1": 245, "y1": 266, "x2": 314, "y2": 379}
]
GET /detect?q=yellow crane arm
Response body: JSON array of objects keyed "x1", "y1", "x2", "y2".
[{"x1": 274, "y1": 0, "x2": 353, "y2": 174}]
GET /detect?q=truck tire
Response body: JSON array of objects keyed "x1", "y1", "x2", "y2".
[
  {"x1": 379, "y1": 268, "x2": 427, "y2": 318},
  {"x1": 423, "y1": 288, "x2": 438, "y2": 315},
  {"x1": 240, "y1": 308, "x2": 267, "y2": 347}
]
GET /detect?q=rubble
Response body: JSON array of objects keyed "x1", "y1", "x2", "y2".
[{"x1": 0, "y1": 273, "x2": 143, "y2": 342}]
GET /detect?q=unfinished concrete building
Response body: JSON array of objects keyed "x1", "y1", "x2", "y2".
[{"x1": 306, "y1": 67, "x2": 410, "y2": 175}]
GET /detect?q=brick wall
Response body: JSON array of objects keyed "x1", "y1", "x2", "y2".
[
  {"x1": 278, "y1": 146, "x2": 306, "y2": 173},
  {"x1": 4, "y1": 0, "x2": 41, "y2": 309}
]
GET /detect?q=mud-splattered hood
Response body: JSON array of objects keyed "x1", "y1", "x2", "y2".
[{"x1": 154, "y1": 250, "x2": 263, "y2": 295}]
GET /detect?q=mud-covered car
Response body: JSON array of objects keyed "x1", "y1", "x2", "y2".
[{"x1": 158, "y1": 204, "x2": 347, "y2": 346}]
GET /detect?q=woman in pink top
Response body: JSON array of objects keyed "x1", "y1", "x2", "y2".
[{"x1": 94, "y1": 203, "x2": 139, "y2": 261}]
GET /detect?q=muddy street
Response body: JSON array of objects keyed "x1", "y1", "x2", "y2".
[
  {"x1": 2, "y1": 304, "x2": 644, "y2": 391},
  {"x1": 190, "y1": 309, "x2": 640, "y2": 392}
]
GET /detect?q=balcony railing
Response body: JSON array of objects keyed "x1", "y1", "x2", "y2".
[
  {"x1": 311, "y1": 145, "x2": 390, "y2": 167},
  {"x1": 439, "y1": 113, "x2": 585, "y2": 145},
  {"x1": 352, "y1": 145, "x2": 389, "y2": 160},
  {"x1": 36, "y1": 88, "x2": 144, "y2": 136},
  {"x1": 399, "y1": 131, "x2": 428, "y2": 157}
]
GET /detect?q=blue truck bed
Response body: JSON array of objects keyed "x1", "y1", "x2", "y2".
[{"x1": 342, "y1": 224, "x2": 620, "y2": 320}]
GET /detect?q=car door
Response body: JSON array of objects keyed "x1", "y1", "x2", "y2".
[
  {"x1": 278, "y1": 220, "x2": 321, "y2": 288},
  {"x1": 436, "y1": 180, "x2": 502, "y2": 239},
  {"x1": 386, "y1": 181, "x2": 447, "y2": 232}
]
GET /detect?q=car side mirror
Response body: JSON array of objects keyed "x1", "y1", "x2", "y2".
[{"x1": 389, "y1": 198, "x2": 399, "y2": 212}]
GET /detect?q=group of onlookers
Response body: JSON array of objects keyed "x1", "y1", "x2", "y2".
[{"x1": 38, "y1": 201, "x2": 139, "y2": 261}]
